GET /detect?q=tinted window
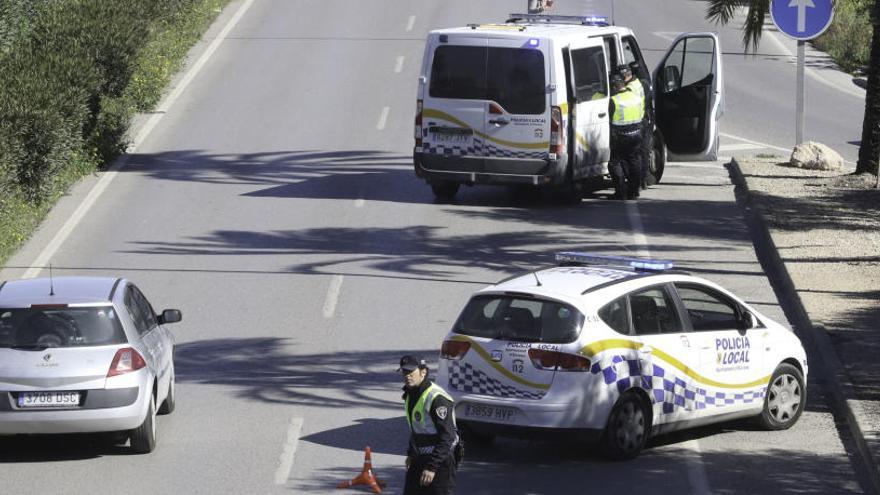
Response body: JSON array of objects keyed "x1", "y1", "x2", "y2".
[
  {"x1": 599, "y1": 297, "x2": 629, "y2": 334},
  {"x1": 429, "y1": 46, "x2": 545, "y2": 114},
  {"x1": 658, "y1": 36, "x2": 714, "y2": 93},
  {"x1": 453, "y1": 295, "x2": 584, "y2": 343},
  {"x1": 125, "y1": 287, "x2": 152, "y2": 336},
  {"x1": 429, "y1": 45, "x2": 486, "y2": 100},
  {"x1": 629, "y1": 287, "x2": 681, "y2": 335},
  {"x1": 675, "y1": 284, "x2": 739, "y2": 331},
  {"x1": 0, "y1": 307, "x2": 127, "y2": 348},
  {"x1": 571, "y1": 46, "x2": 607, "y2": 101},
  {"x1": 486, "y1": 47, "x2": 545, "y2": 114},
  {"x1": 132, "y1": 286, "x2": 158, "y2": 330}
]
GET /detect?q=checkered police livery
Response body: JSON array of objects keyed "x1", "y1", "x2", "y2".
[
  {"x1": 421, "y1": 128, "x2": 547, "y2": 160},
  {"x1": 590, "y1": 351, "x2": 767, "y2": 416},
  {"x1": 447, "y1": 360, "x2": 546, "y2": 400}
]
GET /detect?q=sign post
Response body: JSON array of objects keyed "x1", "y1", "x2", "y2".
[{"x1": 770, "y1": 0, "x2": 834, "y2": 146}]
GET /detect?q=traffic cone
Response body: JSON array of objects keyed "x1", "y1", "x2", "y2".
[{"x1": 337, "y1": 446, "x2": 387, "y2": 493}]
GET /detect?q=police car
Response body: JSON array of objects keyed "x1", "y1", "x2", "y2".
[
  {"x1": 413, "y1": 14, "x2": 724, "y2": 200},
  {"x1": 436, "y1": 253, "x2": 807, "y2": 459}
]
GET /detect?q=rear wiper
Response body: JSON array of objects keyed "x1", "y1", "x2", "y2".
[{"x1": 10, "y1": 344, "x2": 50, "y2": 351}]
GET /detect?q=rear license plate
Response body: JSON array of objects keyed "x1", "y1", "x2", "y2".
[
  {"x1": 17, "y1": 391, "x2": 81, "y2": 408},
  {"x1": 464, "y1": 403, "x2": 517, "y2": 422},
  {"x1": 430, "y1": 127, "x2": 472, "y2": 144}
]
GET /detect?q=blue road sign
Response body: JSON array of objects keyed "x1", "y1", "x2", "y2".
[{"x1": 771, "y1": 0, "x2": 834, "y2": 40}]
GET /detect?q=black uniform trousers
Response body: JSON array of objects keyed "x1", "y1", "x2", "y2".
[
  {"x1": 609, "y1": 125, "x2": 642, "y2": 198},
  {"x1": 404, "y1": 456, "x2": 457, "y2": 495}
]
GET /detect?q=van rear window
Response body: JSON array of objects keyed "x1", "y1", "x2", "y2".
[
  {"x1": 452, "y1": 295, "x2": 583, "y2": 343},
  {"x1": 429, "y1": 46, "x2": 545, "y2": 115}
]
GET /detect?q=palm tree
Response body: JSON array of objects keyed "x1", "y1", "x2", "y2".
[{"x1": 706, "y1": 0, "x2": 879, "y2": 175}]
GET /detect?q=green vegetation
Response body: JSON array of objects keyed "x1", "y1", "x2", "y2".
[
  {"x1": 813, "y1": 0, "x2": 871, "y2": 74},
  {"x1": 0, "y1": 0, "x2": 229, "y2": 266}
]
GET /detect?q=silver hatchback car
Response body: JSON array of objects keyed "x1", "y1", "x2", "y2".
[{"x1": 0, "y1": 277, "x2": 180, "y2": 453}]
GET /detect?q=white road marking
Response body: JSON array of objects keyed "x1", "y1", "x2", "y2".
[
  {"x1": 274, "y1": 416, "x2": 304, "y2": 485},
  {"x1": 406, "y1": 15, "x2": 416, "y2": 32},
  {"x1": 652, "y1": 31, "x2": 680, "y2": 42},
  {"x1": 322, "y1": 275, "x2": 344, "y2": 318},
  {"x1": 354, "y1": 198, "x2": 365, "y2": 208},
  {"x1": 21, "y1": 0, "x2": 257, "y2": 279},
  {"x1": 666, "y1": 162, "x2": 723, "y2": 169},
  {"x1": 719, "y1": 143, "x2": 766, "y2": 152},
  {"x1": 627, "y1": 204, "x2": 712, "y2": 495},
  {"x1": 682, "y1": 440, "x2": 712, "y2": 495},
  {"x1": 394, "y1": 56, "x2": 405, "y2": 74},
  {"x1": 720, "y1": 132, "x2": 791, "y2": 153},
  {"x1": 377, "y1": 106, "x2": 390, "y2": 130}
]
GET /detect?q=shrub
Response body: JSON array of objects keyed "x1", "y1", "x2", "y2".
[{"x1": 813, "y1": 0, "x2": 871, "y2": 73}]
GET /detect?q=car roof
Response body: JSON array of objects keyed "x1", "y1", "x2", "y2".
[
  {"x1": 0, "y1": 277, "x2": 122, "y2": 307},
  {"x1": 483, "y1": 265, "x2": 666, "y2": 299},
  {"x1": 432, "y1": 21, "x2": 624, "y2": 39}
]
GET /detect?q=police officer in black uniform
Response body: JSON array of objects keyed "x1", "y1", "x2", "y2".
[{"x1": 399, "y1": 355, "x2": 460, "y2": 495}]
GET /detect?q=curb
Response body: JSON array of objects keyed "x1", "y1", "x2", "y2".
[{"x1": 728, "y1": 157, "x2": 880, "y2": 495}]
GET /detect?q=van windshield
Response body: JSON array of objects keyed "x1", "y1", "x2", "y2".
[
  {"x1": 0, "y1": 307, "x2": 127, "y2": 348},
  {"x1": 453, "y1": 295, "x2": 584, "y2": 343},
  {"x1": 429, "y1": 46, "x2": 545, "y2": 114}
]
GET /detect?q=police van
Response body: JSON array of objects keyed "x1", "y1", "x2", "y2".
[
  {"x1": 413, "y1": 14, "x2": 724, "y2": 200},
  {"x1": 436, "y1": 253, "x2": 807, "y2": 459}
]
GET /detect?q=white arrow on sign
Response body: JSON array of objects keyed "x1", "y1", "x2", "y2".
[{"x1": 788, "y1": 0, "x2": 816, "y2": 32}]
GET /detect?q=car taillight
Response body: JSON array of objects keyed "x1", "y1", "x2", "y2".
[
  {"x1": 107, "y1": 347, "x2": 147, "y2": 377},
  {"x1": 441, "y1": 340, "x2": 471, "y2": 360},
  {"x1": 528, "y1": 349, "x2": 590, "y2": 372},
  {"x1": 414, "y1": 99, "x2": 423, "y2": 146},
  {"x1": 549, "y1": 106, "x2": 564, "y2": 155}
]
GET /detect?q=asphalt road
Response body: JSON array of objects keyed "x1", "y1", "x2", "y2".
[{"x1": 0, "y1": 0, "x2": 870, "y2": 493}]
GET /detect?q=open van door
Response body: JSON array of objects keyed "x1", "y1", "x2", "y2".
[
  {"x1": 564, "y1": 38, "x2": 610, "y2": 179},
  {"x1": 653, "y1": 33, "x2": 723, "y2": 161}
]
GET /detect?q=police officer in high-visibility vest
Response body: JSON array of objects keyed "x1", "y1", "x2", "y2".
[
  {"x1": 608, "y1": 72, "x2": 646, "y2": 199},
  {"x1": 399, "y1": 355, "x2": 460, "y2": 495},
  {"x1": 620, "y1": 63, "x2": 651, "y2": 190}
]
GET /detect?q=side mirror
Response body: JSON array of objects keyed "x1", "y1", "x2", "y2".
[
  {"x1": 738, "y1": 310, "x2": 756, "y2": 331},
  {"x1": 663, "y1": 65, "x2": 680, "y2": 93},
  {"x1": 158, "y1": 309, "x2": 182, "y2": 325}
]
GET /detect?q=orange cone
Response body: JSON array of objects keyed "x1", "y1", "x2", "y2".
[{"x1": 337, "y1": 447, "x2": 387, "y2": 493}]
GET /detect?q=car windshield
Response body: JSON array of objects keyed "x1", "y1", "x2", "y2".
[
  {"x1": 0, "y1": 306, "x2": 127, "y2": 348},
  {"x1": 453, "y1": 295, "x2": 584, "y2": 343}
]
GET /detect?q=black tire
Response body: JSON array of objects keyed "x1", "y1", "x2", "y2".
[
  {"x1": 130, "y1": 392, "x2": 157, "y2": 454},
  {"x1": 758, "y1": 363, "x2": 806, "y2": 430},
  {"x1": 431, "y1": 182, "x2": 460, "y2": 200},
  {"x1": 602, "y1": 392, "x2": 651, "y2": 460},
  {"x1": 645, "y1": 137, "x2": 664, "y2": 186},
  {"x1": 158, "y1": 366, "x2": 176, "y2": 415}
]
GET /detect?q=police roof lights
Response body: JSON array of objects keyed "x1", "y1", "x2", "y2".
[{"x1": 555, "y1": 252, "x2": 674, "y2": 271}]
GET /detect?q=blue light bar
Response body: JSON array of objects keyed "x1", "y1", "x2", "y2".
[
  {"x1": 555, "y1": 252, "x2": 674, "y2": 271},
  {"x1": 527, "y1": 38, "x2": 539, "y2": 47},
  {"x1": 582, "y1": 15, "x2": 609, "y2": 25}
]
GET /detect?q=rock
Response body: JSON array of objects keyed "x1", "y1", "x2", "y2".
[{"x1": 789, "y1": 141, "x2": 844, "y2": 171}]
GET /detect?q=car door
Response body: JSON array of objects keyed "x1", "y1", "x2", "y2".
[
  {"x1": 672, "y1": 283, "x2": 766, "y2": 415},
  {"x1": 626, "y1": 285, "x2": 700, "y2": 425},
  {"x1": 482, "y1": 38, "x2": 551, "y2": 173},
  {"x1": 653, "y1": 33, "x2": 724, "y2": 161},
  {"x1": 565, "y1": 38, "x2": 610, "y2": 177},
  {"x1": 422, "y1": 34, "x2": 489, "y2": 171}
]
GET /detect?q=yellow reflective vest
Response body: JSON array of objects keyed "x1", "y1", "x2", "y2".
[{"x1": 611, "y1": 89, "x2": 645, "y2": 126}]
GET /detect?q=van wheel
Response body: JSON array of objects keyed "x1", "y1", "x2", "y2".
[
  {"x1": 602, "y1": 392, "x2": 650, "y2": 460},
  {"x1": 130, "y1": 393, "x2": 157, "y2": 454},
  {"x1": 758, "y1": 363, "x2": 805, "y2": 430},
  {"x1": 431, "y1": 182, "x2": 459, "y2": 200},
  {"x1": 646, "y1": 140, "x2": 664, "y2": 186}
]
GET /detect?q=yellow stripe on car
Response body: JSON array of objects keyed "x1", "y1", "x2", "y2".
[
  {"x1": 449, "y1": 335, "x2": 551, "y2": 390},
  {"x1": 579, "y1": 339, "x2": 771, "y2": 390},
  {"x1": 423, "y1": 108, "x2": 549, "y2": 150}
]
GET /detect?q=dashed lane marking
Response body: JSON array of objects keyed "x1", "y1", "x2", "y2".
[
  {"x1": 322, "y1": 275, "x2": 344, "y2": 318},
  {"x1": 395, "y1": 56, "x2": 405, "y2": 73},
  {"x1": 274, "y1": 416, "x2": 304, "y2": 485},
  {"x1": 406, "y1": 15, "x2": 416, "y2": 32},
  {"x1": 377, "y1": 106, "x2": 390, "y2": 130}
]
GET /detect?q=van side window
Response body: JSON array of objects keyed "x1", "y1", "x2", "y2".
[
  {"x1": 570, "y1": 46, "x2": 607, "y2": 101},
  {"x1": 602, "y1": 36, "x2": 617, "y2": 73}
]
